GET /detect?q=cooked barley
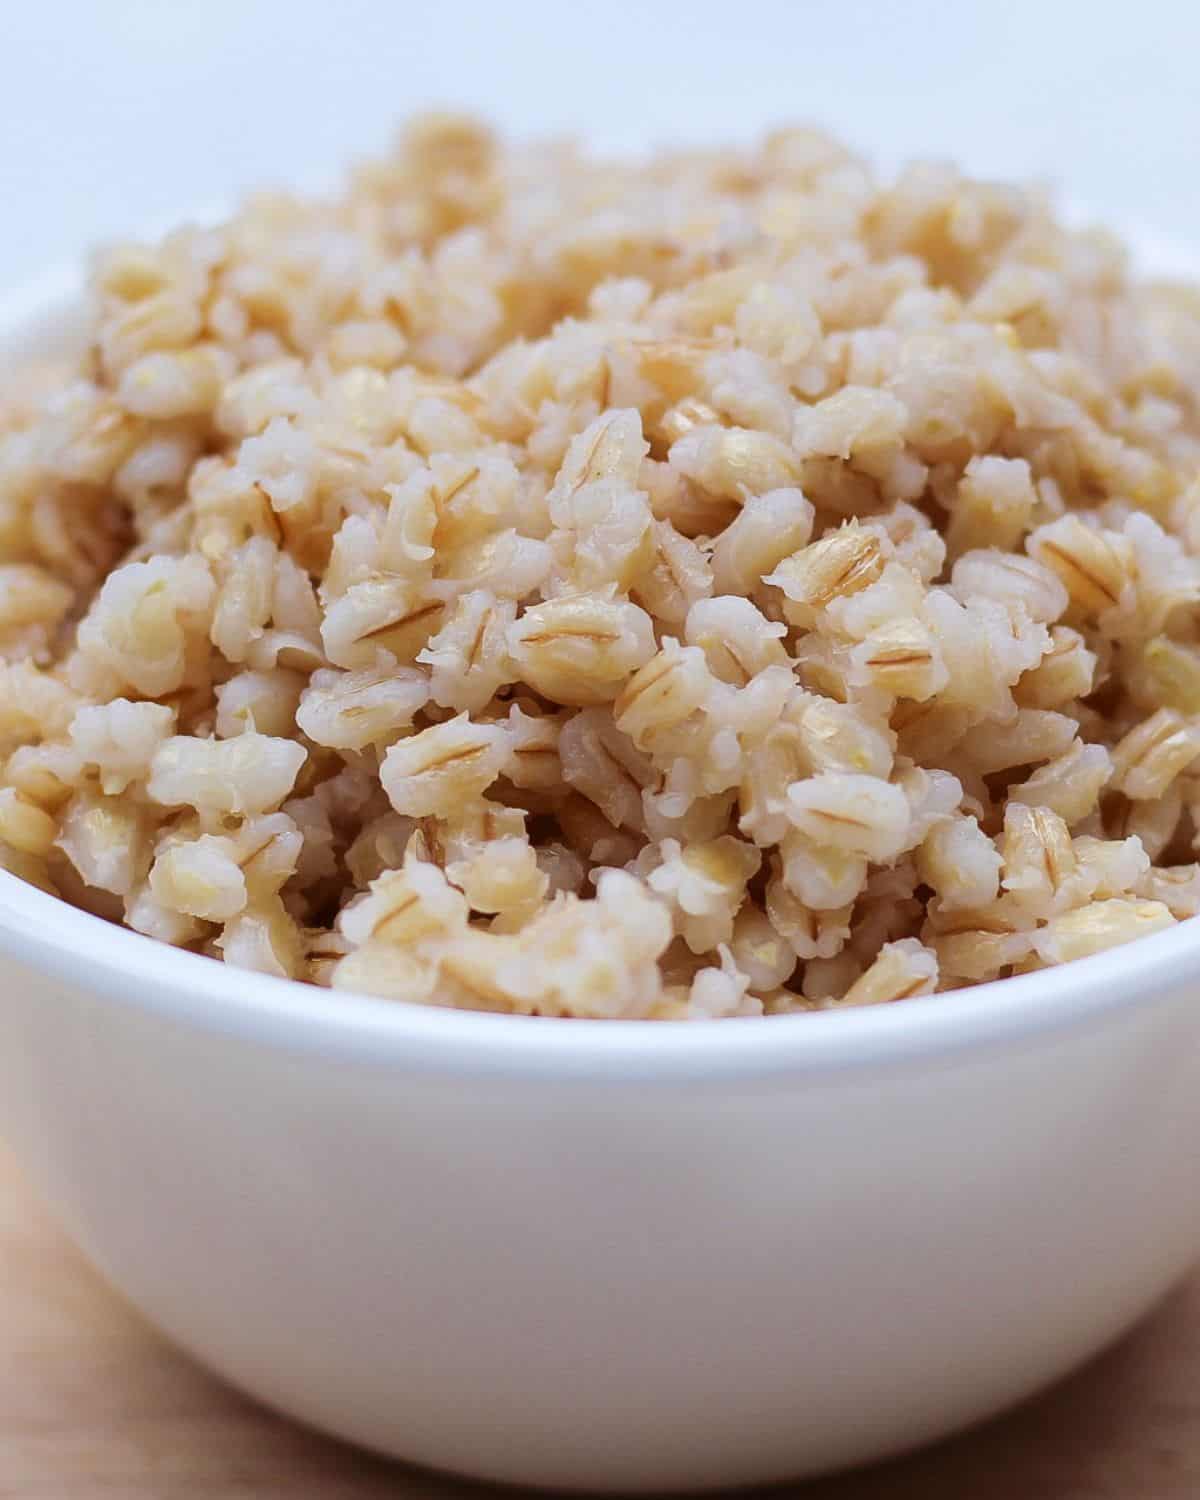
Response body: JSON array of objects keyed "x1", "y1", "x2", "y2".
[{"x1": 1, "y1": 114, "x2": 1197, "y2": 1016}]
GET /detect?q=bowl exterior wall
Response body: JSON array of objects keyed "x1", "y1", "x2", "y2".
[{"x1": 1, "y1": 952, "x2": 1198, "y2": 1490}]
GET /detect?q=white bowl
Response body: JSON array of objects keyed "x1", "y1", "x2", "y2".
[{"x1": 3, "y1": 264, "x2": 1200, "y2": 1492}]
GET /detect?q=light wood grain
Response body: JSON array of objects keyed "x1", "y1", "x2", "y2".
[{"x1": 1, "y1": 1142, "x2": 1197, "y2": 1500}]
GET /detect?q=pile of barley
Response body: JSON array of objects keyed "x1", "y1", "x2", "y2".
[{"x1": 2, "y1": 115, "x2": 1200, "y2": 1018}]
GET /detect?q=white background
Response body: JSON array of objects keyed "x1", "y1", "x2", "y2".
[{"x1": 2, "y1": 0, "x2": 1198, "y2": 292}]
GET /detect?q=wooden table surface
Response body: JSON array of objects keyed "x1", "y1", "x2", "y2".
[{"x1": 2, "y1": 1144, "x2": 1197, "y2": 1500}]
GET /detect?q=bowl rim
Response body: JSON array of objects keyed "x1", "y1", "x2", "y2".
[
  {"x1": 3, "y1": 233, "x2": 1200, "y2": 1083},
  {"x1": 3, "y1": 865, "x2": 1196, "y2": 1081}
]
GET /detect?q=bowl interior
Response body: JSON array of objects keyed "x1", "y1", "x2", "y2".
[{"x1": 2, "y1": 222, "x2": 1199, "y2": 1079}]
